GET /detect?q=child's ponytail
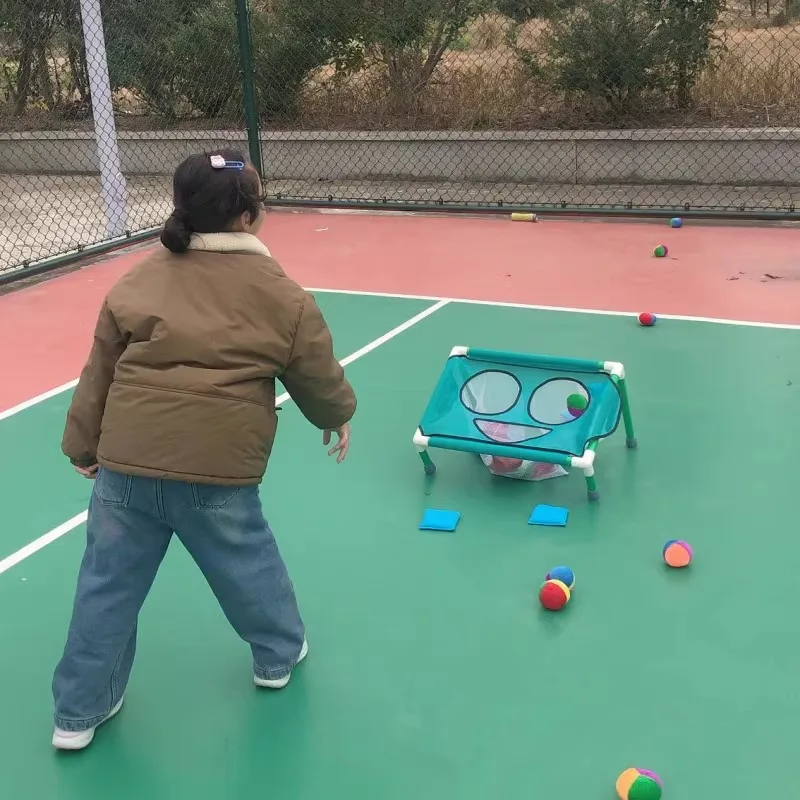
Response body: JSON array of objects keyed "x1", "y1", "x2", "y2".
[{"x1": 161, "y1": 209, "x2": 192, "y2": 253}]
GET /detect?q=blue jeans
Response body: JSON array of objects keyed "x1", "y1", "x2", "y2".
[{"x1": 52, "y1": 468, "x2": 306, "y2": 732}]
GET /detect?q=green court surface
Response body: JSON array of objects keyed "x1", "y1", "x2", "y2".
[{"x1": 2, "y1": 292, "x2": 799, "y2": 799}]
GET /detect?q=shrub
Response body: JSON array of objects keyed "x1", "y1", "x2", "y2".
[
  {"x1": 519, "y1": 0, "x2": 724, "y2": 119},
  {"x1": 495, "y1": 0, "x2": 576, "y2": 22},
  {"x1": 541, "y1": 0, "x2": 666, "y2": 114}
]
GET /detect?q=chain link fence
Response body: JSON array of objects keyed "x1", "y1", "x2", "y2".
[
  {"x1": 3, "y1": 0, "x2": 800, "y2": 278},
  {"x1": 0, "y1": 0, "x2": 252, "y2": 277}
]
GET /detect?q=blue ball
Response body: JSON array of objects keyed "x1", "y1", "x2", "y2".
[
  {"x1": 670, "y1": 217, "x2": 683, "y2": 228},
  {"x1": 546, "y1": 565, "x2": 575, "y2": 590}
]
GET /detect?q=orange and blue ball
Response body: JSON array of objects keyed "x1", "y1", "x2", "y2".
[
  {"x1": 616, "y1": 767, "x2": 663, "y2": 800},
  {"x1": 538, "y1": 579, "x2": 570, "y2": 610},
  {"x1": 546, "y1": 565, "x2": 575, "y2": 591},
  {"x1": 663, "y1": 539, "x2": 692, "y2": 568},
  {"x1": 638, "y1": 312, "x2": 656, "y2": 327}
]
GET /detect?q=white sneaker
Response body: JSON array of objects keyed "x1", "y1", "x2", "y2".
[
  {"x1": 254, "y1": 640, "x2": 308, "y2": 689},
  {"x1": 52, "y1": 697, "x2": 124, "y2": 751}
]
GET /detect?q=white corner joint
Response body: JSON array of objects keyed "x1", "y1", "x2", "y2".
[
  {"x1": 603, "y1": 361, "x2": 625, "y2": 379},
  {"x1": 570, "y1": 448, "x2": 596, "y2": 472},
  {"x1": 449, "y1": 346, "x2": 469, "y2": 357},
  {"x1": 413, "y1": 429, "x2": 429, "y2": 450}
]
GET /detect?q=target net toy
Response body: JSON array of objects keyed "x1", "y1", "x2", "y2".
[{"x1": 413, "y1": 347, "x2": 637, "y2": 501}]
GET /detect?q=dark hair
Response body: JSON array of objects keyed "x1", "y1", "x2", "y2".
[{"x1": 160, "y1": 149, "x2": 263, "y2": 253}]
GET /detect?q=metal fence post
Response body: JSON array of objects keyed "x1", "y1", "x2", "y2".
[
  {"x1": 78, "y1": 0, "x2": 129, "y2": 239},
  {"x1": 235, "y1": 0, "x2": 263, "y2": 176}
]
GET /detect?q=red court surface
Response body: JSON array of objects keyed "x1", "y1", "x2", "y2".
[
  {"x1": 1, "y1": 211, "x2": 800, "y2": 412},
  {"x1": 3, "y1": 211, "x2": 800, "y2": 799}
]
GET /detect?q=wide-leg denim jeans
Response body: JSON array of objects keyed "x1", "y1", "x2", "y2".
[{"x1": 52, "y1": 467, "x2": 305, "y2": 732}]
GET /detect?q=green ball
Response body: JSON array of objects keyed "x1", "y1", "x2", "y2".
[
  {"x1": 628, "y1": 776, "x2": 662, "y2": 800},
  {"x1": 566, "y1": 392, "x2": 588, "y2": 418},
  {"x1": 566, "y1": 393, "x2": 587, "y2": 411},
  {"x1": 653, "y1": 245, "x2": 668, "y2": 257}
]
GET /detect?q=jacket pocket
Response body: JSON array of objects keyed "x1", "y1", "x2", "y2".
[
  {"x1": 114, "y1": 381, "x2": 272, "y2": 409},
  {"x1": 99, "y1": 382, "x2": 277, "y2": 483},
  {"x1": 190, "y1": 484, "x2": 242, "y2": 510},
  {"x1": 94, "y1": 467, "x2": 133, "y2": 508}
]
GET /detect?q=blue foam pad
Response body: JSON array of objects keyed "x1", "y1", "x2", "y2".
[
  {"x1": 419, "y1": 509, "x2": 461, "y2": 532},
  {"x1": 528, "y1": 504, "x2": 569, "y2": 527}
]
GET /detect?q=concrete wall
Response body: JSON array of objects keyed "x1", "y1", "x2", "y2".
[{"x1": 2, "y1": 128, "x2": 800, "y2": 186}]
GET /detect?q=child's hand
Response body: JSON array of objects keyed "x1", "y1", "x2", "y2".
[
  {"x1": 75, "y1": 464, "x2": 99, "y2": 479},
  {"x1": 323, "y1": 423, "x2": 351, "y2": 463}
]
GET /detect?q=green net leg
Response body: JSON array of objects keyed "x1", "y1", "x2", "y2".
[
  {"x1": 585, "y1": 469, "x2": 600, "y2": 501},
  {"x1": 419, "y1": 449, "x2": 437, "y2": 476},
  {"x1": 617, "y1": 376, "x2": 637, "y2": 449}
]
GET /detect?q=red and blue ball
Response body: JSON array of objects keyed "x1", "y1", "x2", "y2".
[
  {"x1": 638, "y1": 312, "x2": 657, "y2": 327},
  {"x1": 545, "y1": 565, "x2": 575, "y2": 591},
  {"x1": 538, "y1": 579, "x2": 570, "y2": 611},
  {"x1": 663, "y1": 539, "x2": 692, "y2": 568}
]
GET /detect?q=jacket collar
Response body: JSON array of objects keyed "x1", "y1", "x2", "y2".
[{"x1": 187, "y1": 232, "x2": 272, "y2": 257}]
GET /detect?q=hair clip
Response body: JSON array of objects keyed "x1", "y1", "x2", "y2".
[{"x1": 209, "y1": 154, "x2": 244, "y2": 170}]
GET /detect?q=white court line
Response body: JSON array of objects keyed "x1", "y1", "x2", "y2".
[
  {"x1": 0, "y1": 299, "x2": 449, "y2": 575},
  {"x1": 2, "y1": 289, "x2": 798, "y2": 425},
  {"x1": 0, "y1": 512, "x2": 88, "y2": 576},
  {"x1": 305, "y1": 287, "x2": 800, "y2": 331},
  {"x1": 0, "y1": 379, "x2": 79, "y2": 423}
]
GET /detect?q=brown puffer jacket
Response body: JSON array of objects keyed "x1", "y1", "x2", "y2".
[{"x1": 62, "y1": 232, "x2": 356, "y2": 485}]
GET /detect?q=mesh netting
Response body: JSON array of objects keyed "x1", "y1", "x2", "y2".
[{"x1": 420, "y1": 356, "x2": 622, "y2": 458}]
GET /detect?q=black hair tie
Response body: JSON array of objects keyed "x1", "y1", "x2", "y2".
[{"x1": 172, "y1": 208, "x2": 194, "y2": 233}]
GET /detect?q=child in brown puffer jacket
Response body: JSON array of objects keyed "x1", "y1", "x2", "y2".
[{"x1": 52, "y1": 150, "x2": 356, "y2": 751}]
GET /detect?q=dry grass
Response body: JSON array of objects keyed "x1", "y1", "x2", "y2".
[
  {"x1": 298, "y1": 15, "x2": 800, "y2": 130},
  {"x1": 694, "y1": 25, "x2": 800, "y2": 123},
  {"x1": 3, "y1": 12, "x2": 800, "y2": 130}
]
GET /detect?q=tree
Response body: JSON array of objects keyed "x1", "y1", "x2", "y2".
[
  {"x1": 494, "y1": 0, "x2": 576, "y2": 22},
  {"x1": 348, "y1": 0, "x2": 490, "y2": 108},
  {"x1": 102, "y1": 0, "x2": 202, "y2": 117},
  {"x1": 253, "y1": 0, "x2": 362, "y2": 119},
  {"x1": 1, "y1": 0, "x2": 58, "y2": 115},
  {"x1": 103, "y1": 0, "x2": 361, "y2": 121},
  {"x1": 647, "y1": 0, "x2": 724, "y2": 108}
]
